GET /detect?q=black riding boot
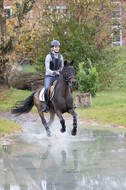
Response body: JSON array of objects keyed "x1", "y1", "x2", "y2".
[{"x1": 42, "y1": 93, "x2": 49, "y2": 113}]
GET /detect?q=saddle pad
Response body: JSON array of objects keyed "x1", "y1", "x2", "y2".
[
  {"x1": 39, "y1": 88, "x2": 45, "y2": 102},
  {"x1": 39, "y1": 81, "x2": 57, "y2": 102}
]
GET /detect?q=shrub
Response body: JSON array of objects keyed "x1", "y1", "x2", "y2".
[
  {"x1": 77, "y1": 59, "x2": 99, "y2": 97},
  {"x1": 94, "y1": 48, "x2": 116, "y2": 90}
]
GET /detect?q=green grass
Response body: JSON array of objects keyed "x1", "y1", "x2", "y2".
[
  {"x1": 22, "y1": 64, "x2": 37, "y2": 72},
  {"x1": 0, "y1": 88, "x2": 37, "y2": 112},
  {"x1": 0, "y1": 116, "x2": 22, "y2": 134},
  {"x1": 73, "y1": 88, "x2": 126, "y2": 127},
  {"x1": 79, "y1": 125, "x2": 126, "y2": 134}
]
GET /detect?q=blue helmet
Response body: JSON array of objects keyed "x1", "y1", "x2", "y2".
[{"x1": 51, "y1": 40, "x2": 60, "y2": 47}]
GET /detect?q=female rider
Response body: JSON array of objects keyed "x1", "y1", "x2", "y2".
[{"x1": 42, "y1": 40, "x2": 64, "y2": 112}]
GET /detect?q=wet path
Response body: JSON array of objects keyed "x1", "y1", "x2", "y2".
[{"x1": 0, "y1": 113, "x2": 126, "y2": 190}]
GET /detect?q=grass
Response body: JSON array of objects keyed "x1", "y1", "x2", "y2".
[
  {"x1": 0, "y1": 88, "x2": 37, "y2": 112},
  {"x1": 79, "y1": 125, "x2": 126, "y2": 134},
  {"x1": 0, "y1": 116, "x2": 22, "y2": 135},
  {"x1": 73, "y1": 88, "x2": 126, "y2": 127},
  {"x1": 22, "y1": 64, "x2": 38, "y2": 72}
]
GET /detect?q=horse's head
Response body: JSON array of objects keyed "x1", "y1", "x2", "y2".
[{"x1": 63, "y1": 60, "x2": 77, "y2": 86}]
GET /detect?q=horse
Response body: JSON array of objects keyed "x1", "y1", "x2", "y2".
[{"x1": 11, "y1": 60, "x2": 77, "y2": 137}]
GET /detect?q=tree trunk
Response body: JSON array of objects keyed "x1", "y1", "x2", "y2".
[
  {"x1": 8, "y1": 70, "x2": 44, "y2": 90},
  {"x1": 76, "y1": 93, "x2": 92, "y2": 108},
  {"x1": 0, "y1": 0, "x2": 5, "y2": 49},
  {"x1": 0, "y1": 0, "x2": 9, "y2": 84}
]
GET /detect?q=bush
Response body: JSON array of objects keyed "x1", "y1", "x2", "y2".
[
  {"x1": 94, "y1": 48, "x2": 116, "y2": 90},
  {"x1": 77, "y1": 59, "x2": 99, "y2": 97}
]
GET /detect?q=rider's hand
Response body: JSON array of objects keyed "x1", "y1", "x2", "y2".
[{"x1": 53, "y1": 72, "x2": 59, "y2": 77}]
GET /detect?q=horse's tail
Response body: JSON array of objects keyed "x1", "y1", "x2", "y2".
[{"x1": 11, "y1": 91, "x2": 36, "y2": 116}]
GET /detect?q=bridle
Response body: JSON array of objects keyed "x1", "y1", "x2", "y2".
[{"x1": 63, "y1": 66, "x2": 76, "y2": 84}]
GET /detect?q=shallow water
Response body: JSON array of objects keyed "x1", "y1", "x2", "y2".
[{"x1": 0, "y1": 118, "x2": 126, "y2": 190}]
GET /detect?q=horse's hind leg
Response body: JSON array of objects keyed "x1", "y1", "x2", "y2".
[
  {"x1": 47, "y1": 111, "x2": 55, "y2": 126},
  {"x1": 56, "y1": 110, "x2": 66, "y2": 133},
  {"x1": 34, "y1": 92, "x2": 51, "y2": 137},
  {"x1": 37, "y1": 110, "x2": 51, "y2": 137}
]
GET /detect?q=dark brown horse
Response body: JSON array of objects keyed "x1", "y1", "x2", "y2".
[{"x1": 11, "y1": 60, "x2": 77, "y2": 137}]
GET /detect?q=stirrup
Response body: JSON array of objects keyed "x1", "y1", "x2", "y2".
[{"x1": 42, "y1": 105, "x2": 49, "y2": 113}]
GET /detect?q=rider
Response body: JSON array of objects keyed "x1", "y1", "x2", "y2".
[{"x1": 42, "y1": 40, "x2": 64, "y2": 112}]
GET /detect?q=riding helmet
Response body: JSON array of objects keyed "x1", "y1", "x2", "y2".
[{"x1": 51, "y1": 40, "x2": 60, "y2": 47}]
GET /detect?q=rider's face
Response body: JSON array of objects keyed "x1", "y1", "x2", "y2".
[{"x1": 53, "y1": 46, "x2": 60, "y2": 53}]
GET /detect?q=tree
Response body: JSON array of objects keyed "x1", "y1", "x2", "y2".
[
  {"x1": 0, "y1": 0, "x2": 36, "y2": 84},
  {"x1": 34, "y1": 0, "x2": 119, "y2": 89}
]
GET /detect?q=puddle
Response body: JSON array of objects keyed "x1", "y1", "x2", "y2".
[{"x1": 0, "y1": 113, "x2": 126, "y2": 189}]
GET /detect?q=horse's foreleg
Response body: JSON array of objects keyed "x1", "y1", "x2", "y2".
[
  {"x1": 56, "y1": 110, "x2": 66, "y2": 133},
  {"x1": 68, "y1": 109, "x2": 77, "y2": 136}
]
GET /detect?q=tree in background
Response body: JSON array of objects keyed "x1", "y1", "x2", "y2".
[
  {"x1": 31, "y1": 0, "x2": 120, "y2": 89},
  {"x1": 0, "y1": 0, "x2": 125, "y2": 89},
  {"x1": 0, "y1": 0, "x2": 36, "y2": 84}
]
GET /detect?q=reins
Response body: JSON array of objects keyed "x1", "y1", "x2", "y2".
[{"x1": 62, "y1": 66, "x2": 75, "y2": 83}]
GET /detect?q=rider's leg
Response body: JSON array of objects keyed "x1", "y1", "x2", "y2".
[
  {"x1": 42, "y1": 75, "x2": 60, "y2": 112},
  {"x1": 42, "y1": 76, "x2": 51, "y2": 112}
]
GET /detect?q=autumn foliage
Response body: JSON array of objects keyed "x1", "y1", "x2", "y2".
[{"x1": 0, "y1": 0, "x2": 126, "y2": 89}]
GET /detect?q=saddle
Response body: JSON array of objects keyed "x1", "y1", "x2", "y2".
[
  {"x1": 39, "y1": 80, "x2": 57, "y2": 102},
  {"x1": 47, "y1": 80, "x2": 57, "y2": 100}
]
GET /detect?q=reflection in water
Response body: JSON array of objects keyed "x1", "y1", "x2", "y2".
[
  {"x1": 41, "y1": 180, "x2": 47, "y2": 190},
  {"x1": 0, "y1": 127, "x2": 126, "y2": 190}
]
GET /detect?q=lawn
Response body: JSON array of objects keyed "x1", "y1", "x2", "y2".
[
  {"x1": 0, "y1": 116, "x2": 22, "y2": 135},
  {"x1": 0, "y1": 88, "x2": 34, "y2": 135},
  {"x1": 22, "y1": 64, "x2": 37, "y2": 72},
  {"x1": 0, "y1": 88, "x2": 37, "y2": 112},
  {"x1": 73, "y1": 88, "x2": 126, "y2": 127}
]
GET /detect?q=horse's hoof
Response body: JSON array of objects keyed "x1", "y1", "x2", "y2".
[
  {"x1": 47, "y1": 131, "x2": 51, "y2": 137},
  {"x1": 60, "y1": 128, "x2": 66, "y2": 133},
  {"x1": 71, "y1": 129, "x2": 77, "y2": 136}
]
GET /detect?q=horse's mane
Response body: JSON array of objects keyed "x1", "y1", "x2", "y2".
[{"x1": 64, "y1": 60, "x2": 73, "y2": 68}]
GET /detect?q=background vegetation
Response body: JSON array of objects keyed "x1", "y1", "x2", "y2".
[
  {"x1": 0, "y1": 1, "x2": 126, "y2": 134},
  {"x1": 1, "y1": 0, "x2": 125, "y2": 90},
  {"x1": 77, "y1": 60, "x2": 99, "y2": 96}
]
